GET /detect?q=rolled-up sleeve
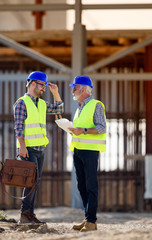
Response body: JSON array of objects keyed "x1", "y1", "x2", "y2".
[
  {"x1": 14, "y1": 100, "x2": 26, "y2": 137},
  {"x1": 93, "y1": 103, "x2": 106, "y2": 134},
  {"x1": 46, "y1": 101, "x2": 64, "y2": 114}
]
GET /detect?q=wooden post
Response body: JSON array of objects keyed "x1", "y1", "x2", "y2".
[
  {"x1": 145, "y1": 45, "x2": 152, "y2": 153},
  {"x1": 144, "y1": 44, "x2": 152, "y2": 207},
  {"x1": 33, "y1": 0, "x2": 45, "y2": 29}
]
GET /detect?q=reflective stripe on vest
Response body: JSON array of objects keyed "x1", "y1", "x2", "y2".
[
  {"x1": 24, "y1": 123, "x2": 46, "y2": 129},
  {"x1": 25, "y1": 134, "x2": 44, "y2": 140},
  {"x1": 72, "y1": 137, "x2": 106, "y2": 145}
]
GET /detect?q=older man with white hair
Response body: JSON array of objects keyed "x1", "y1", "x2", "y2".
[{"x1": 69, "y1": 75, "x2": 106, "y2": 232}]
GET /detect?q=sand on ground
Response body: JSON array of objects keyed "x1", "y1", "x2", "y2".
[{"x1": 0, "y1": 207, "x2": 152, "y2": 240}]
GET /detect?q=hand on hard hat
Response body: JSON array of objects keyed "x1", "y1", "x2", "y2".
[
  {"x1": 49, "y1": 83, "x2": 59, "y2": 94},
  {"x1": 48, "y1": 83, "x2": 61, "y2": 102}
]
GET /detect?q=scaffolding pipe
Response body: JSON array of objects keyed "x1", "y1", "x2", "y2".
[
  {"x1": 88, "y1": 73, "x2": 152, "y2": 81},
  {"x1": 0, "y1": 3, "x2": 152, "y2": 11}
]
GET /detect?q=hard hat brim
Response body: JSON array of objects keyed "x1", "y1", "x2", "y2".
[
  {"x1": 69, "y1": 83, "x2": 93, "y2": 88},
  {"x1": 69, "y1": 83, "x2": 75, "y2": 87},
  {"x1": 26, "y1": 79, "x2": 50, "y2": 87}
]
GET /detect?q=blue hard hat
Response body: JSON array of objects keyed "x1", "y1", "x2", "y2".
[
  {"x1": 69, "y1": 75, "x2": 93, "y2": 88},
  {"x1": 26, "y1": 71, "x2": 49, "y2": 86}
]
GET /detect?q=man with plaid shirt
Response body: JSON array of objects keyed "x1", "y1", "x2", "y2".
[{"x1": 14, "y1": 71, "x2": 64, "y2": 223}]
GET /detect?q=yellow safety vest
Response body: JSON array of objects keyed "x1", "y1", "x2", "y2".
[
  {"x1": 70, "y1": 99, "x2": 106, "y2": 152},
  {"x1": 16, "y1": 95, "x2": 49, "y2": 148}
]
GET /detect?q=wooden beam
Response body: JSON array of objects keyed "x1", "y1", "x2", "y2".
[
  {"x1": 0, "y1": 30, "x2": 152, "y2": 42},
  {"x1": 0, "y1": 46, "x2": 145, "y2": 57},
  {"x1": 84, "y1": 36, "x2": 152, "y2": 73},
  {"x1": 0, "y1": 30, "x2": 72, "y2": 42},
  {"x1": 145, "y1": 44, "x2": 152, "y2": 154},
  {"x1": 118, "y1": 38, "x2": 132, "y2": 46},
  {"x1": 0, "y1": 46, "x2": 72, "y2": 56}
]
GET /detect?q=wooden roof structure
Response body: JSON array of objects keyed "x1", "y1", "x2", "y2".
[
  {"x1": 0, "y1": 1, "x2": 152, "y2": 81},
  {"x1": 0, "y1": 29, "x2": 151, "y2": 72}
]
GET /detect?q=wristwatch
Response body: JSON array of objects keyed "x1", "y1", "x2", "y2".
[{"x1": 84, "y1": 128, "x2": 88, "y2": 135}]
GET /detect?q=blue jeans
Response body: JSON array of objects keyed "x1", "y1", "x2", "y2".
[
  {"x1": 73, "y1": 148, "x2": 99, "y2": 223},
  {"x1": 19, "y1": 147, "x2": 44, "y2": 214}
]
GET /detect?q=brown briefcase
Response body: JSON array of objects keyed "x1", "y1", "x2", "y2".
[{"x1": 2, "y1": 159, "x2": 36, "y2": 188}]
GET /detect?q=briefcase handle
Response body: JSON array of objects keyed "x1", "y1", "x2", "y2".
[{"x1": 0, "y1": 178, "x2": 36, "y2": 200}]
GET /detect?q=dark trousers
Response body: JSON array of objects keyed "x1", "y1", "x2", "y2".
[
  {"x1": 20, "y1": 147, "x2": 44, "y2": 214},
  {"x1": 73, "y1": 148, "x2": 99, "y2": 223}
]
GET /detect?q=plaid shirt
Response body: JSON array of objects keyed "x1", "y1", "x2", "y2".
[
  {"x1": 14, "y1": 93, "x2": 64, "y2": 151},
  {"x1": 78, "y1": 96, "x2": 106, "y2": 134}
]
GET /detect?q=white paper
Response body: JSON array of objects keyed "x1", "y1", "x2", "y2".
[{"x1": 55, "y1": 118, "x2": 74, "y2": 133}]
